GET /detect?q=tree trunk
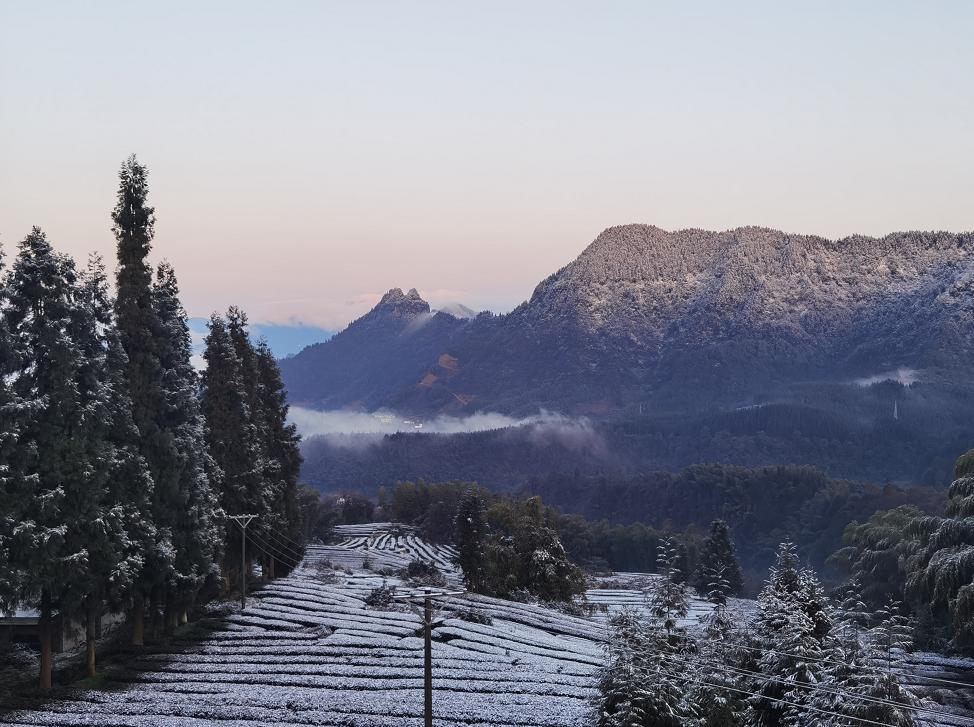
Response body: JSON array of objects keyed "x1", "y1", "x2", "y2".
[
  {"x1": 131, "y1": 592, "x2": 145, "y2": 648},
  {"x1": 148, "y1": 587, "x2": 161, "y2": 639},
  {"x1": 180, "y1": 609, "x2": 188, "y2": 625},
  {"x1": 39, "y1": 590, "x2": 52, "y2": 689},
  {"x1": 85, "y1": 597, "x2": 97, "y2": 678},
  {"x1": 267, "y1": 556, "x2": 276, "y2": 580}
]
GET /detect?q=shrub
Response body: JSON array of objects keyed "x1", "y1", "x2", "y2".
[
  {"x1": 454, "y1": 608, "x2": 493, "y2": 625},
  {"x1": 400, "y1": 559, "x2": 447, "y2": 587},
  {"x1": 365, "y1": 583, "x2": 397, "y2": 608}
]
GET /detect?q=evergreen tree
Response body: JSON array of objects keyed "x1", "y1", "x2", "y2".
[
  {"x1": 594, "y1": 609, "x2": 689, "y2": 727},
  {"x1": 112, "y1": 155, "x2": 172, "y2": 644},
  {"x1": 812, "y1": 595, "x2": 919, "y2": 727},
  {"x1": 253, "y1": 338, "x2": 303, "y2": 575},
  {"x1": 454, "y1": 491, "x2": 489, "y2": 592},
  {"x1": 903, "y1": 458, "x2": 974, "y2": 648},
  {"x1": 1, "y1": 229, "x2": 103, "y2": 687},
  {"x1": 153, "y1": 262, "x2": 223, "y2": 621},
  {"x1": 751, "y1": 542, "x2": 831, "y2": 727},
  {"x1": 201, "y1": 313, "x2": 262, "y2": 580},
  {"x1": 0, "y1": 243, "x2": 26, "y2": 610},
  {"x1": 693, "y1": 520, "x2": 744, "y2": 597},
  {"x1": 73, "y1": 255, "x2": 154, "y2": 676},
  {"x1": 648, "y1": 538, "x2": 689, "y2": 637}
]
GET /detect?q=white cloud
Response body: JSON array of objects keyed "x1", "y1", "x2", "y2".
[
  {"x1": 853, "y1": 368, "x2": 919, "y2": 387},
  {"x1": 288, "y1": 407, "x2": 604, "y2": 452}
]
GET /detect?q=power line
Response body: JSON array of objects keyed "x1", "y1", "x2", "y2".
[
  {"x1": 707, "y1": 630, "x2": 974, "y2": 692},
  {"x1": 632, "y1": 616, "x2": 974, "y2": 692},
  {"x1": 260, "y1": 528, "x2": 305, "y2": 560},
  {"x1": 246, "y1": 532, "x2": 302, "y2": 571},
  {"x1": 662, "y1": 646, "x2": 973, "y2": 725},
  {"x1": 247, "y1": 529, "x2": 302, "y2": 564},
  {"x1": 653, "y1": 664, "x2": 898, "y2": 727}
]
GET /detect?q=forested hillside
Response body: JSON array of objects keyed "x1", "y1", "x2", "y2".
[{"x1": 285, "y1": 224, "x2": 974, "y2": 485}]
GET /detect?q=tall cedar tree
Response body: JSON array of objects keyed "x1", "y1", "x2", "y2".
[
  {"x1": 693, "y1": 520, "x2": 744, "y2": 597},
  {"x1": 253, "y1": 339, "x2": 303, "y2": 573},
  {"x1": 224, "y1": 308, "x2": 303, "y2": 575},
  {"x1": 454, "y1": 491, "x2": 489, "y2": 592},
  {"x1": 201, "y1": 314, "x2": 263, "y2": 577},
  {"x1": 0, "y1": 245, "x2": 25, "y2": 609},
  {"x1": 153, "y1": 263, "x2": 224, "y2": 621},
  {"x1": 112, "y1": 155, "x2": 173, "y2": 643},
  {"x1": 0, "y1": 229, "x2": 118, "y2": 687},
  {"x1": 74, "y1": 256, "x2": 154, "y2": 676}
]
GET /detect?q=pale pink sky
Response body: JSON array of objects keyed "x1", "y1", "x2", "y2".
[{"x1": 2, "y1": 2, "x2": 972, "y2": 329}]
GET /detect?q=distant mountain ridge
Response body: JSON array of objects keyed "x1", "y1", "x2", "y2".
[{"x1": 281, "y1": 224, "x2": 974, "y2": 417}]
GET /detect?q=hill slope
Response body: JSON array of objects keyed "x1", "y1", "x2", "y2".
[
  {"x1": 281, "y1": 225, "x2": 974, "y2": 484},
  {"x1": 282, "y1": 225, "x2": 974, "y2": 416}
]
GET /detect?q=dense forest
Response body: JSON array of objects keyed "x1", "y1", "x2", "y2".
[
  {"x1": 0, "y1": 157, "x2": 303, "y2": 688},
  {"x1": 300, "y1": 385, "x2": 972, "y2": 492},
  {"x1": 526, "y1": 465, "x2": 944, "y2": 577}
]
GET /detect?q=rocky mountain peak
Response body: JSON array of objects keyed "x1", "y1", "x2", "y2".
[{"x1": 373, "y1": 287, "x2": 430, "y2": 318}]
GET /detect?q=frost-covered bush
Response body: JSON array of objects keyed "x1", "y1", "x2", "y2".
[
  {"x1": 454, "y1": 608, "x2": 492, "y2": 625},
  {"x1": 365, "y1": 583, "x2": 397, "y2": 608},
  {"x1": 400, "y1": 559, "x2": 447, "y2": 587}
]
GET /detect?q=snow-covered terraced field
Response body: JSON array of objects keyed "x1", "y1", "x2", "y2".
[
  {"x1": 5, "y1": 526, "x2": 974, "y2": 726},
  {"x1": 334, "y1": 523, "x2": 460, "y2": 575},
  {"x1": 584, "y1": 571, "x2": 757, "y2": 629},
  {"x1": 0, "y1": 539, "x2": 604, "y2": 727}
]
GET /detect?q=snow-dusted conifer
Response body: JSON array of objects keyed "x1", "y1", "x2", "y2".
[
  {"x1": 648, "y1": 538, "x2": 689, "y2": 636},
  {"x1": 693, "y1": 520, "x2": 744, "y2": 597},
  {"x1": 153, "y1": 262, "x2": 223, "y2": 619},
  {"x1": 112, "y1": 155, "x2": 174, "y2": 644},
  {"x1": 454, "y1": 491, "x2": 489, "y2": 592},
  {"x1": 72, "y1": 255, "x2": 154, "y2": 676},
  {"x1": 253, "y1": 338, "x2": 303, "y2": 574},
  {"x1": 752, "y1": 542, "x2": 831, "y2": 726},
  {"x1": 1, "y1": 229, "x2": 101, "y2": 687},
  {"x1": 594, "y1": 609, "x2": 688, "y2": 727},
  {"x1": 202, "y1": 313, "x2": 262, "y2": 579}
]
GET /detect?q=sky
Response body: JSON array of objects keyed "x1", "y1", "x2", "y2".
[{"x1": 2, "y1": 1, "x2": 973, "y2": 331}]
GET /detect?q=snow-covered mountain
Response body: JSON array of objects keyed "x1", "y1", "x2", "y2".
[{"x1": 281, "y1": 224, "x2": 974, "y2": 419}]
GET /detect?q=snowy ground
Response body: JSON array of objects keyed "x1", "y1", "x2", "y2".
[
  {"x1": 0, "y1": 528, "x2": 604, "y2": 726},
  {"x1": 3, "y1": 525, "x2": 973, "y2": 726}
]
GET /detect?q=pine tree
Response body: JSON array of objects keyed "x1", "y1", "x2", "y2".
[
  {"x1": 73, "y1": 255, "x2": 154, "y2": 676},
  {"x1": 454, "y1": 491, "x2": 489, "y2": 592},
  {"x1": 648, "y1": 538, "x2": 689, "y2": 637},
  {"x1": 812, "y1": 594, "x2": 919, "y2": 727},
  {"x1": 112, "y1": 155, "x2": 172, "y2": 644},
  {"x1": 693, "y1": 520, "x2": 744, "y2": 597},
  {"x1": 903, "y1": 454, "x2": 974, "y2": 648},
  {"x1": 253, "y1": 338, "x2": 303, "y2": 575},
  {"x1": 594, "y1": 609, "x2": 689, "y2": 727},
  {"x1": 153, "y1": 262, "x2": 223, "y2": 622},
  {"x1": 201, "y1": 313, "x2": 262, "y2": 582},
  {"x1": 752, "y1": 542, "x2": 831, "y2": 727},
  {"x1": 0, "y1": 243, "x2": 26, "y2": 610},
  {"x1": 1, "y1": 229, "x2": 103, "y2": 687},
  {"x1": 693, "y1": 571, "x2": 750, "y2": 727}
]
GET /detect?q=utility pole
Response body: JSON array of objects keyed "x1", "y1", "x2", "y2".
[
  {"x1": 228, "y1": 514, "x2": 257, "y2": 609},
  {"x1": 393, "y1": 587, "x2": 465, "y2": 727}
]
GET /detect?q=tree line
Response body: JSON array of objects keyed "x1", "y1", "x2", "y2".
[
  {"x1": 0, "y1": 156, "x2": 302, "y2": 688},
  {"x1": 369, "y1": 480, "x2": 745, "y2": 605}
]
